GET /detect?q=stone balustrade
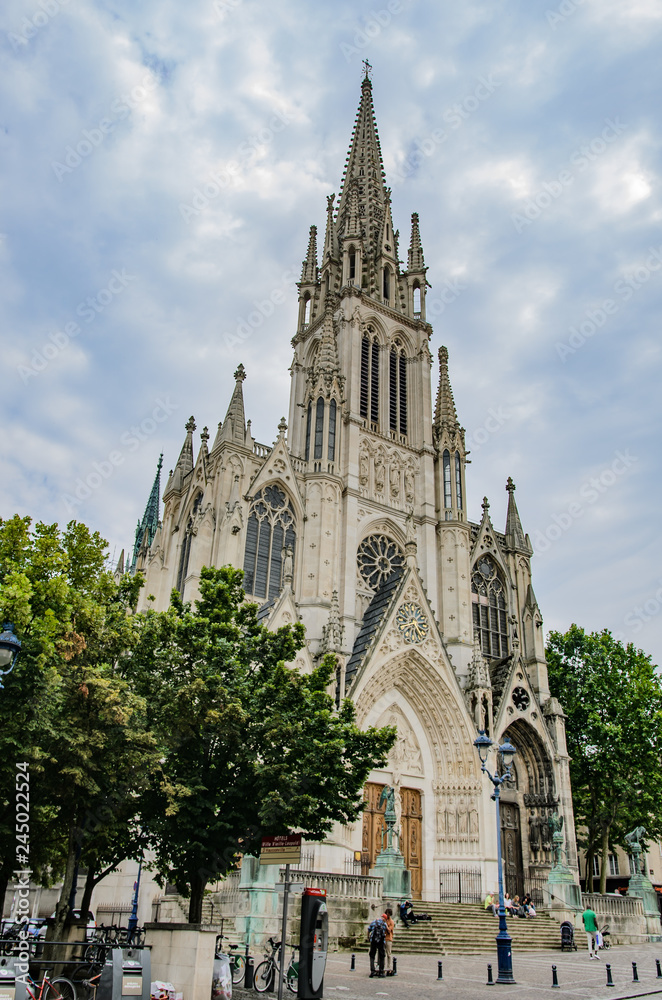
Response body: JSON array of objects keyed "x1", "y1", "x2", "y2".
[
  {"x1": 583, "y1": 892, "x2": 645, "y2": 918},
  {"x1": 277, "y1": 869, "x2": 383, "y2": 899}
]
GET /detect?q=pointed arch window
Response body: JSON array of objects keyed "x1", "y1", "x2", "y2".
[
  {"x1": 413, "y1": 284, "x2": 421, "y2": 317},
  {"x1": 305, "y1": 401, "x2": 312, "y2": 461},
  {"x1": 314, "y1": 397, "x2": 324, "y2": 459},
  {"x1": 455, "y1": 451, "x2": 463, "y2": 510},
  {"x1": 382, "y1": 267, "x2": 390, "y2": 302},
  {"x1": 360, "y1": 330, "x2": 380, "y2": 428},
  {"x1": 243, "y1": 485, "x2": 296, "y2": 600},
  {"x1": 443, "y1": 450, "x2": 452, "y2": 511},
  {"x1": 176, "y1": 493, "x2": 202, "y2": 594},
  {"x1": 389, "y1": 345, "x2": 408, "y2": 436},
  {"x1": 303, "y1": 295, "x2": 311, "y2": 326},
  {"x1": 328, "y1": 398, "x2": 337, "y2": 461},
  {"x1": 348, "y1": 247, "x2": 356, "y2": 282},
  {"x1": 471, "y1": 556, "x2": 508, "y2": 659}
]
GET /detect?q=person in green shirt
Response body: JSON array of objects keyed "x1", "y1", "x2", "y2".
[{"x1": 582, "y1": 906, "x2": 600, "y2": 959}]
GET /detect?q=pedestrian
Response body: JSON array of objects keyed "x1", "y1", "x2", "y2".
[
  {"x1": 367, "y1": 913, "x2": 387, "y2": 977},
  {"x1": 484, "y1": 892, "x2": 497, "y2": 916},
  {"x1": 582, "y1": 903, "x2": 600, "y2": 959},
  {"x1": 382, "y1": 907, "x2": 395, "y2": 976}
]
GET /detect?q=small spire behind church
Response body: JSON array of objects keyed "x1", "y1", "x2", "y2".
[
  {"x1": 130, "y1": 453, "x2": 163, "y2": 573},
  {"x1": 408, "y1": 212, "x2": 425, "y2": 272}
]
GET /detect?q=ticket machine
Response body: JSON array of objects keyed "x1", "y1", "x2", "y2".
[{"x1": 298, "y1": 888, "x2": 328, "y2": 999}]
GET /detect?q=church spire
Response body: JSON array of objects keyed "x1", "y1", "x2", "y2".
[
  {"x1": 408, "y1": 212, "x2": 425, "y2": 271},
  {"x1": 130, "y1": 453, "x2": 163, "y2": 571},
  {"x1": 164, "y1": 417, "x2": 195, "y2": 497},
  {"x1": 505, "y1": 478, "x2": 532, "y2": 553},
  {"x1": 434, "y1": 346, "x2": 460, "y2": 431},
  {"x1": 301, "y1": 224, "x2": 318, "y2": 283},
  {"x1": 217, "y1": 364, "x2": 249, "y2": 448},
  {"x1": 335, "y1": 70, "x2": 388, "y2": 242}
]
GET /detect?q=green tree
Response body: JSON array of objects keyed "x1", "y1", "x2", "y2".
[
  {"x1": 0, "y1": 516, "x2": 156, "y2": 937},
  {"x1": 547, "y1": 625, "x2": 662, "y2": 893},
  {"x1": 124, "y1": 565, "x2": 396, "y2": 922}
]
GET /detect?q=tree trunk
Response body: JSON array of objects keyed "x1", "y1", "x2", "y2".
[
  {"x1": 585, "y1": 848, "x2": 595, "y2": 893},
  {"x1": 50, "y1": 825, "x2": 78, "y2": 941},
  {"x1": 79, "y1": 860, "x2": 98, "y2": 921},
  {"x1": 188, "y1": 872, "x2": 207, "y2": 924},
  {"x1": 599, "y1": 824, "x2": 610, "y2": 895}
]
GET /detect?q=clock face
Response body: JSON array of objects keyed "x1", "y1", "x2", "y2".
[
  {"x1": 396, "y1": 602, "x2": 429, "y2": 644},
  {"x1": 512, "y1": 686, "x2": 530, "y2": 711}
]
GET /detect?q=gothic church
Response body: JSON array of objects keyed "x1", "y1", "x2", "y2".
[{"x1": 132, "y1": 72, "x2": 576, "y2": 901}]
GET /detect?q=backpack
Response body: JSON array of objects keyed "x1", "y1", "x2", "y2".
[{"x1": 368, "y1": 919, "x2": 386, "y2": 943}]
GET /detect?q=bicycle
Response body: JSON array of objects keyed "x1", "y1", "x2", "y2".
[
  {"x1": 254, "y1": 938, "x2": 298, "y2": 994},
  {"x1": 25, "y1": 971, "x2": 77, "y2": 1000},
  {"x1": 215, "y1": 935, "x2": 246, "y2": 986}
]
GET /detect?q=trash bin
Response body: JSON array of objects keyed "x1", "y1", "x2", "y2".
[{"x1": 97, "y1": 947, "x2": 151, "y2": 1000}]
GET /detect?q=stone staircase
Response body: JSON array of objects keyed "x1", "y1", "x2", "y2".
[{"x1": 359, "y1": 902, "x2": 562, "y2": 955}]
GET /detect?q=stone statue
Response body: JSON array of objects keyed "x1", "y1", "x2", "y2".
[
  {"x1": 379, "y1": 784, "x2": 397, "y2": 824},
  {"x1": 625, "y1": 826, "x2": 646, "y2": 849},
  {"x1": 548, "y1": 812, "x2": 566, "y2": 867},
  {"x1": 626, "y1": 826, "x2": 647, "y2": 875},
  {"x1": 378, "y1": 785, "x2": 398, "y2": 851},
  {"x1": 281, "y1": 545, "x2": 294, "y2": 587}
]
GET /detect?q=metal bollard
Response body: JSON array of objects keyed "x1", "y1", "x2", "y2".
[
  {"x1": 437, "y1": 960, "x2": 443, "y2": 980},
  {"x1": 350, "y1": 954, "x2": 355, "y2": 971},
  {"x1": 552, "y1": 965, "x2": 560, "y2": 989},
  {"x1": 244, "y1": 956, "x2": 254, "y2": 990},
  {"x1": 487, "y1": 963, "x2": 494, "y2": 985},
  {"x1": 632, "y1": 962, "x2": 639, "y2": 982},
  {"x1": 392, "y1": 957, "x2": 397, "y2": 977},
  {"x1": 606, "y1": 963, "x2": 614, "y2": 988},
  {"x1": 657, "y1": 959, "x2": 662, "y2": 979}
]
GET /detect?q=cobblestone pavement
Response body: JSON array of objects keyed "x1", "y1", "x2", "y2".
[{"x1": 233, "y1": 943, "x2": 662, "y2": 1000}]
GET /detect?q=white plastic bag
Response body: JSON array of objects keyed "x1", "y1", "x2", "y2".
[
  {"x1": 595, "y1": 931, "x2": 603, "y2": 948},
  {"x1": 211, "y1": 953, "x2": 232, "y2": 1000}
]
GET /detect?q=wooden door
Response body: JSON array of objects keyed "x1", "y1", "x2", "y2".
[
  {"x1": 400, "y1": 787, "x2": 423, "y2": 899},
  {"x1": 501, "y1": 801, "x2": 524, "y2": 899},
  {"x1": 361, "y1": 783, "x2": 387, "y2": 874},
  {"x1": 361, "y1": 783, "x2": 423, "y2": 898}
]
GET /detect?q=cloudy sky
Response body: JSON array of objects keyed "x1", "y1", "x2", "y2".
[{"x1": 2, "y1": 0, "x2": 661, "y2": 663}]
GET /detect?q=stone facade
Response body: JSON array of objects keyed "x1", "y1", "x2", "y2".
[{"x1": 133, "y1": 70, "x2": 577, "y2": 903}]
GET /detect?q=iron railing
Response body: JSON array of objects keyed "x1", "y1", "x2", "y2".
[{"x1": 439, "y1": 866, "x2": 483, "y2": 904}]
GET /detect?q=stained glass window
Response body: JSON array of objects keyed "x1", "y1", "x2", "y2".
[{"x1": 243, "y1": 485, "x2": 296, "y2": 599}]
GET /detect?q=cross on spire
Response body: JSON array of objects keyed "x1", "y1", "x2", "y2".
[{"x1": 362, "y1": 59, "x2": 372, "y2": 81}]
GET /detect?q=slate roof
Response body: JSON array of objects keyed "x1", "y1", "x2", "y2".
[
  {"x1": 345, "y1": 567, "x2": 405, "y2": 690},
  {"x1": 489, "y1": 653, "x2": 514, "y2": 715},
  {"x1": 256, "y1": 598, "x2": 277, "y2": 622}
]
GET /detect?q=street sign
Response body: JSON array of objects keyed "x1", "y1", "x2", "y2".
[{"x1": 260, "y1": 833, "x2": 302, "y2": 865}]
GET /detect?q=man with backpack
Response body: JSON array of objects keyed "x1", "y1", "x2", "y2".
[{"x1": 367, "y1": 913, "x2": 387, "y2": 977}]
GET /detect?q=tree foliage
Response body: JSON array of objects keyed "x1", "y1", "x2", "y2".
[
  {"x1": 547, "y1": 624, "x2": 662, "y2": 892},
  {"x1": 123, "y1": 565, "x2": 396, "y2": 922},
  {"x1": 0, "y1": 516, "x2": 155, "y2": 936}
]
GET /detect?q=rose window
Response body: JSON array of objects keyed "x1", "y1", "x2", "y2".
[{"x1": 357, "y1": 534, "x2": 405, "y2": 590}]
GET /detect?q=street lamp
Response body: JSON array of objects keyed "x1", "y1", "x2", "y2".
[
  {"x1": 0, "y1": 623, "x2": 22, "y2": 688},
  {"x1": 473, "y1": 729, "x2": 518, "y2": 984}
]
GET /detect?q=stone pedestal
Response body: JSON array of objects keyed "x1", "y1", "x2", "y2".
[
  {"x1": 144, "y1": 923, "x2": 218, "y2": 1000},
  {"x1": 369, "y1": 847, "x2": 411, "y2": 899},
  {"x1": 544, "y1": 862, "x2": 582, "y2": 929}
]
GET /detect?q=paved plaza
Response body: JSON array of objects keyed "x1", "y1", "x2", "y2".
[{"x1": 235, "y1": 943, "x2": 662, "y2": 1000}]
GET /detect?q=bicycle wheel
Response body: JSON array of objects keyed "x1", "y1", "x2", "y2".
[
  {"x1": 231, "y1": 955, "x2": 246, "y2": 985},
  {"x1": 253, "y1": 960, "x2": 274, "y2": 993},
  {"x1": 286, "y1": 960, "x2": 298, "y2": 994},
  {"x1": 46, "y1": 977, "x2": 77, "y2": 1000}
]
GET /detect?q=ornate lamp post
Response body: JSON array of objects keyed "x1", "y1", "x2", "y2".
[
  {"x1": 0, "y1": 623, "x2": 22, "y2": 688},
  {"x1": 473, "y1": 730, "x2": 518, "y2": 984}
]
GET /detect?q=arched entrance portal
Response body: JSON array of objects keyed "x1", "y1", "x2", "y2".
[{"x1": 500, "y1": 720, "x2": 557, "y2": 901}]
